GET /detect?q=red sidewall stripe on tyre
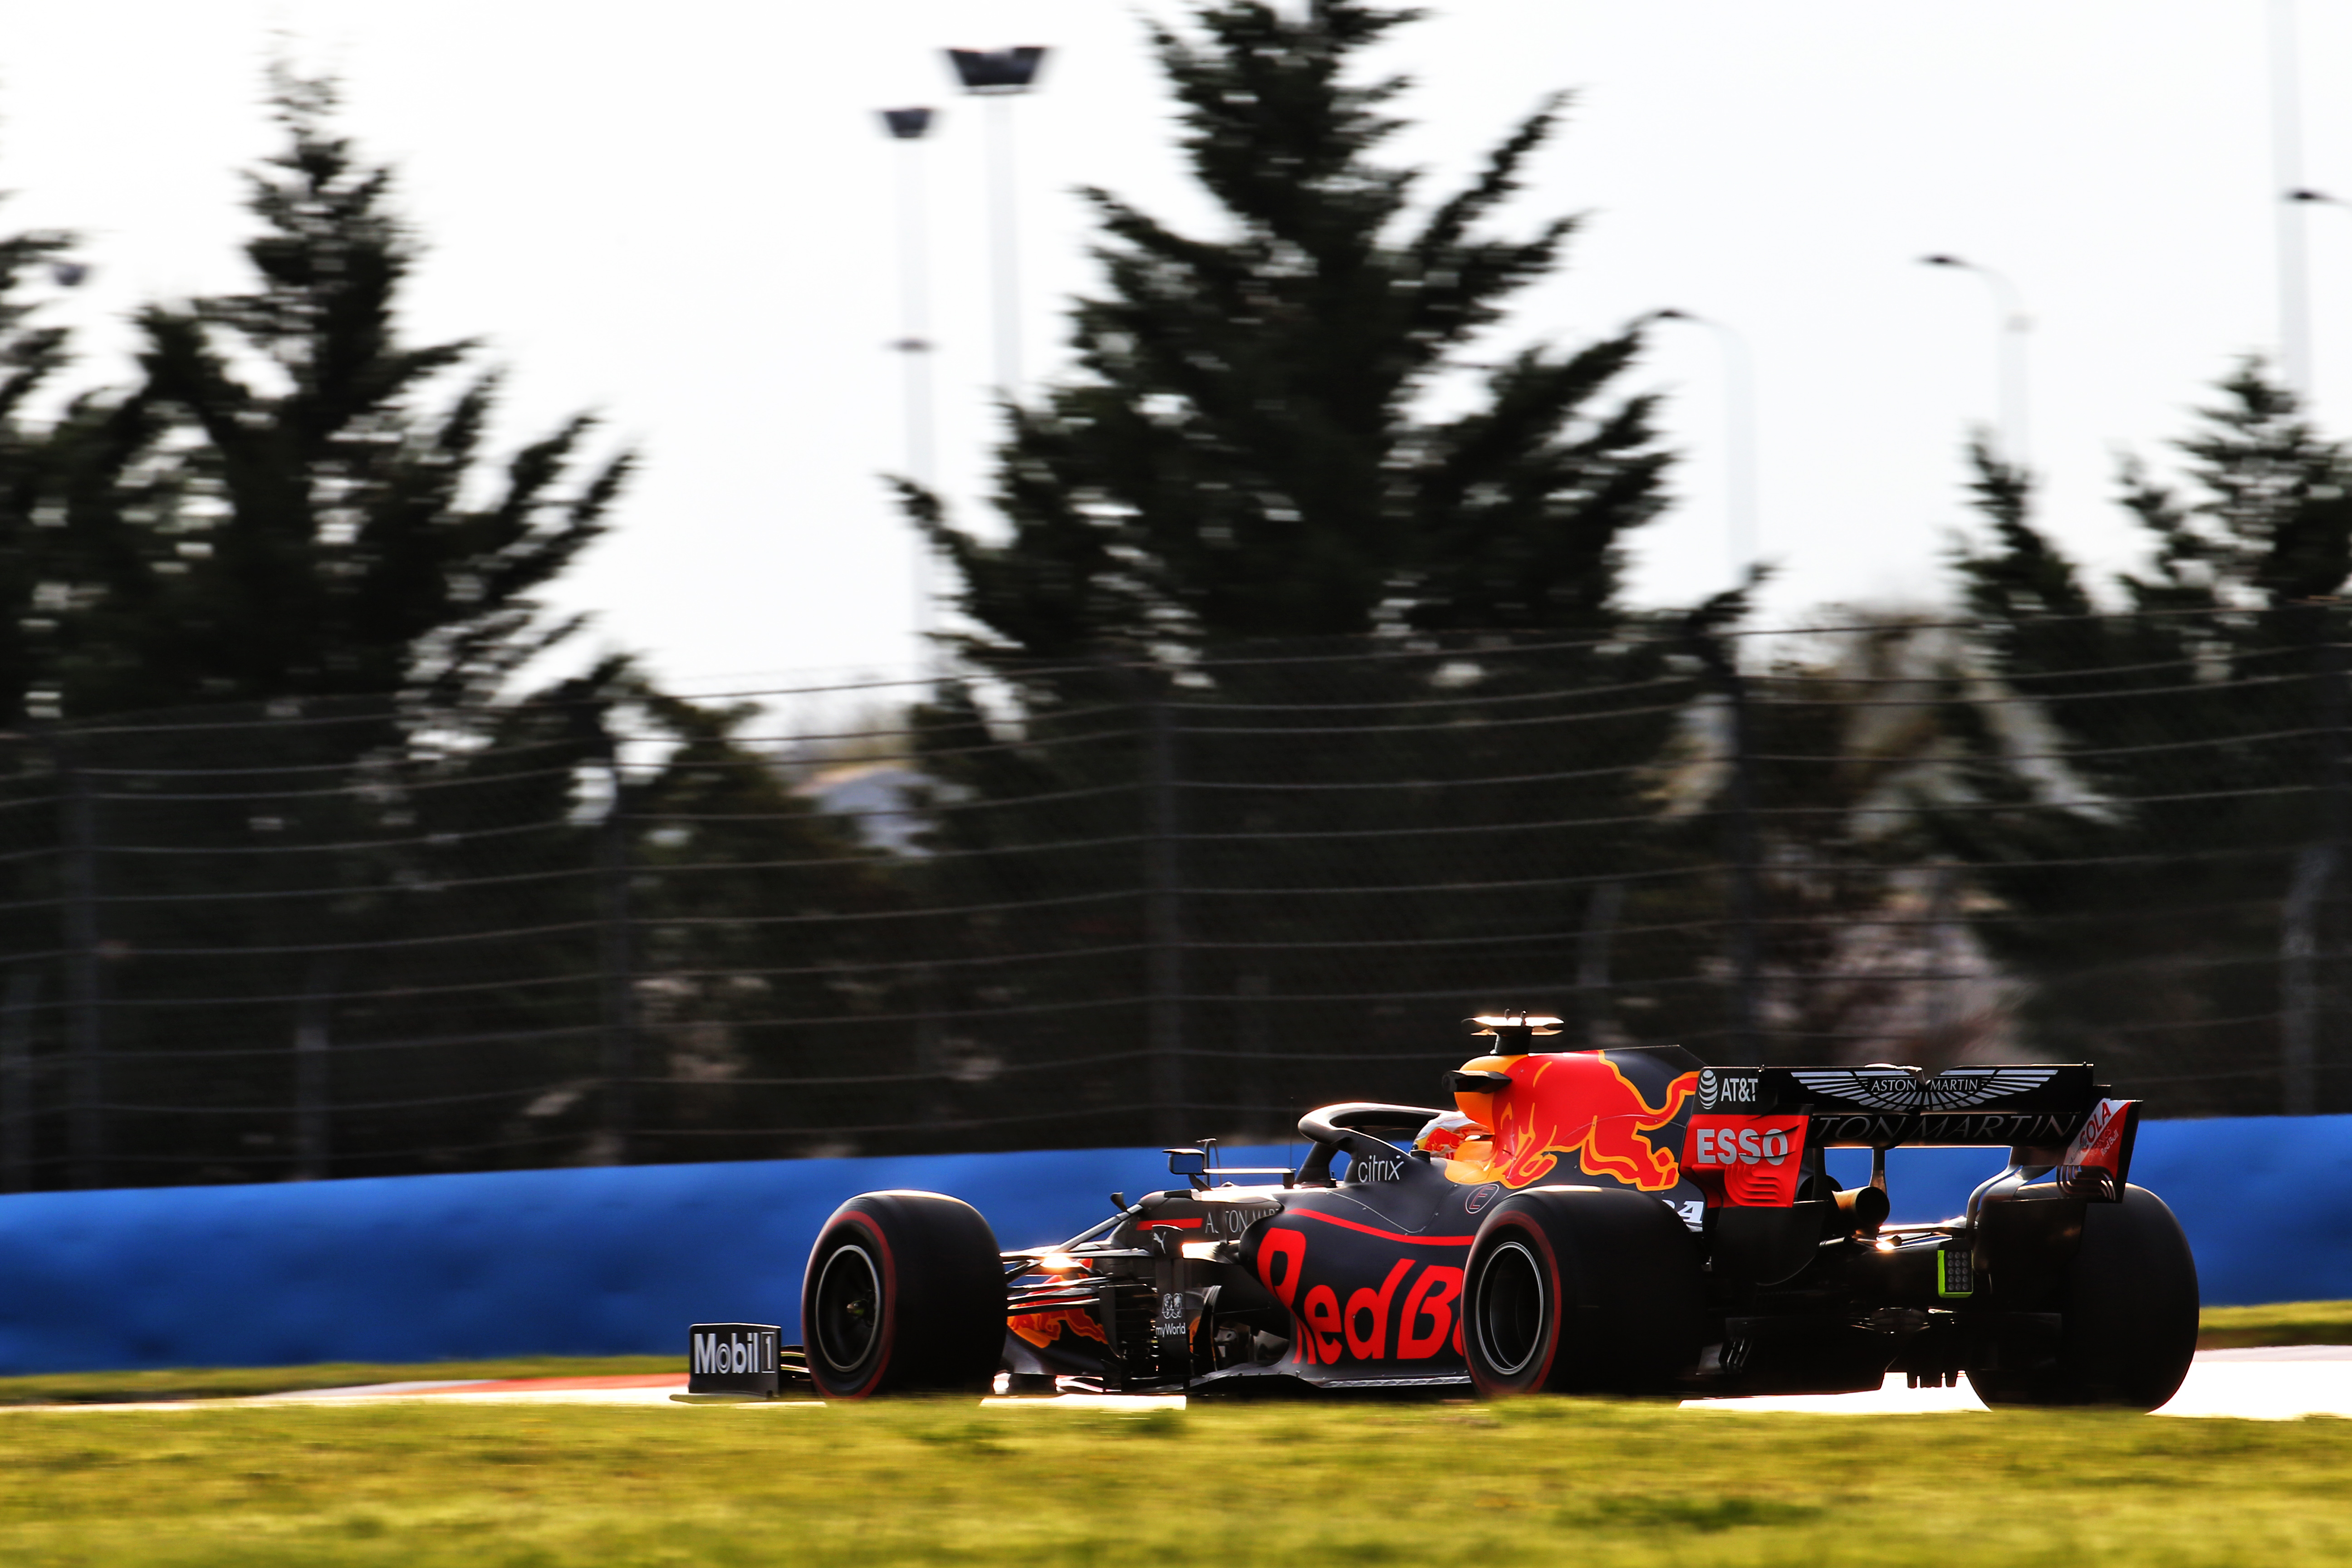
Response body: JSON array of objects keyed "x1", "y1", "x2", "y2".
[
  {"x1": 822, "y1": 1208, "x2": 899, "y2": 1400},
  {"x1": 1475, "y1": 1210, "x2": 1564, "y2": 1396}
]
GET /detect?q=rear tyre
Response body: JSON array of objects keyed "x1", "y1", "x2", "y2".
[
  {"x1": 1462, "y1": 1186, "x2": 1703, "y2": 1397},
  {"x1": 801, "y1": 1190, "x2": 1005, "y2": 1398},
  {"x1": 1969, "y1": 1183, "x2": 2199, "y2": 1411}
]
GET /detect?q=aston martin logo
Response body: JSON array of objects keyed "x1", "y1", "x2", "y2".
[{"x1": 1787, "y1": 1067, "x2": 2057, "y2": 1113}]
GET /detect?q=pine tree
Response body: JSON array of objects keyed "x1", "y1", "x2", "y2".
[
  {"x1": 48, "y1": 69, "x2": 629, "y2": 724},
  {"x1": 914, "y1": 0, "x2": 1666, "y2": 659},
  {"x1": 1952, "y1": 366, "x2": 2352, "y2": 1112},
  {"x1": 895, "y1": 0, "x2": 1704, "y2": 1144},
  {"x1": 0, "y1": 220, "x2": 81, "y2": 725}
]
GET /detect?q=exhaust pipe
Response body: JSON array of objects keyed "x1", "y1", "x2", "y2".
[{"x1": 1829, "y1": 1184, "x2": 1890, "y2": 1239}]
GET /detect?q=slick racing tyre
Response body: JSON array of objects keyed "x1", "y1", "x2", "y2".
[
  {"x1": 1462, "y1": 1186, "x2": 1703, "y2": 1397},
  {"x1": 802, "y1": 1190, "x2": 1005, "y2": 1398},
  {"x1": 1969, "y1": 1184, "x2": 2199, "y2": 1411}
]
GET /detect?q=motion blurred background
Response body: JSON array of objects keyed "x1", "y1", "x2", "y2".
[{"x1": 0, "y1": 1, "x2": 2349, "y2": 1190}]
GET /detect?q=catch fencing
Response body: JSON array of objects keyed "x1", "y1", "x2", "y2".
[{"x1": 0, "y1": 608, "x2": 2343, "y2": 1190}]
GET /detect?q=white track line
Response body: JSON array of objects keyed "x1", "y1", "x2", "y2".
[{"x1": 1681, "y1": 1348, "x2": 2352, "y2": 1418}]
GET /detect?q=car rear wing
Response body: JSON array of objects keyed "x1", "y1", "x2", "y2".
[{"x1": 1682, "y1": 1063, "x2": 2140, "y2": 1207}]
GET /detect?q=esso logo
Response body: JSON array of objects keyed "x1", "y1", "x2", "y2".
[{"x1": 1692, "y1": 1124, "x2": 1791, "y2": 1167}]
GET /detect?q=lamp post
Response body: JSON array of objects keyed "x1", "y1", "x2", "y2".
[
  {"x1": 2273, "y1": 0, "x2": 2313, "y2": 398},
  {"x1": 880, "y1": 107, "x2": 938, "y2": 665},
  {"x1": 1920, "y1": 254, "x2": 2032, "y2": 468},
  {"x1": 946, "y1": 47, "x2": 1048, "y2": 397},
  {"x1": 2291, "y1": 188, "x2": 2346, "y2": 402},
  {"x1": 1653, "y1": 309, "x2": 1757, "y2": 588}
]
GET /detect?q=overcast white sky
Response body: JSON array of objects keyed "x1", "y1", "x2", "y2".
[{"x1": 4, "y1": 1, "x2": 2350, "y2": 692}]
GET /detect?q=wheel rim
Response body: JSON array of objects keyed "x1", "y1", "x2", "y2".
[
  {"x1": 813, "y1": 1243, "x2": 883, "y2": 1376},
  {"x1": 1474, "y1": 1238, "x2": 1548, "y2": 1377}
]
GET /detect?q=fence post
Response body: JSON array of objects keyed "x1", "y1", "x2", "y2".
[
  {"x1": 0, "y1": 969, "x2": 34, "y2": 1192},
  {"x1": 1145, "y1": 678, "x2": 1186, "y2": 1144},
  {"x1": 598, "y1": 759, "x2": 634, "y2": 1165},
  {"x1": 1235, "y1": 971, "x2": 1268, "y2": 1142},
  {"x1": 2283, "y1": 847, "x2": 2327, "y2": 1115},
  {"x1": 2292, "y1": 605, "x2": 2351, "y2": 1115},
  {"x1": 1578, "y1": 880, "x2": 1624, "y2": 1049},
  {"x1": 1723, "y1": 668, "x2": 1763, "y2": 1065},
  {"x1": 294, "y1": 960, "x2": 333, "y2": 1179},
  {"x1": 1684, "y1": 627, "x2": 1764, "y2": 1067},
  {"x1": 54, "y1": 732, "x2": 103, "y2": 1189}
]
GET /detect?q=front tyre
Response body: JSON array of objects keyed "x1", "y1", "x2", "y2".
[
  {"x1": 801, "y1": 1191, "x2": 1005, "y2": 1398},
  {"x1": 1969, "y1": 1183, "x2": 2199, "y2": 1411},
  {"x1": 1462, "y1": 1186, "x2": 1702, "y2": 1397}
]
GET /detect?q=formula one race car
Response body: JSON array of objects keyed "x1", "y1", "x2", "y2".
[{"x1": 696, "y1": 1015, "x2": 2198, "y2": 1409}]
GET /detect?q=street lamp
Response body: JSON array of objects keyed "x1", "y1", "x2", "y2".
[
  {"x1": 2272, "y1": 0, "x2": 2313, "y2": 397},
  {"x1": 879, "y1": 107, "x2": 939, "y2": 667},
  {"x1": 1920, "y1": 254, "x2": 2032, "y2": 468},
  {"x1": 946, "y1": 47, "x2": 1049, "y2": 397},
  {"x1": 1652, "y1": 310, "x2": 1757, "y2": 588},
  {"x1": 2290, "y1": 188, "x2": 2346, "y2": 402}
]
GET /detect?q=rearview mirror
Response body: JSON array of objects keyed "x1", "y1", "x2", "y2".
[{"x1": 1165, "y1": 1148, "x2": 1207, "y2": 1176}]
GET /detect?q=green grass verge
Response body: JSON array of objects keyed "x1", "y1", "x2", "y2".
[
  {"x1": 0, "y1": 1295, "x2": 2341, "y2": 1405},
  {"x1": 2200, "y1": 1301, "x2": 2352, "y2": 1349},
  {"x1": 0, "y1": 1357, "x2": 675, "y2": 1406},
  {"x1": 0, "y1": 1397, "x2": 2349, "y2": 1566}
]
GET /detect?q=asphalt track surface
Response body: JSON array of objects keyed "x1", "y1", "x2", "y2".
[{"x1": 7, "y1": 1348, "x2": 2348, "y2": 1418}]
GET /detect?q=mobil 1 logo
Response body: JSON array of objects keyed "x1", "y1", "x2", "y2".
[{"x1": 688, "y1": 1322, "x2": 781, "y2": 1396}]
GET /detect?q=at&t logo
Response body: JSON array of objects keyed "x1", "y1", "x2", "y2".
[{"x1": 1697, "y1": 1068, "x2": 1758, "y2": 1111}]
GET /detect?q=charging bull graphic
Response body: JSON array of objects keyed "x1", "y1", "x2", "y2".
[
  {"x1": 1009, "y1": 1307, "x2": 1109, "y2": 1351},
  {"x1": 1444, "y1": 1050, "x2": 1699, "y2": 1192}
]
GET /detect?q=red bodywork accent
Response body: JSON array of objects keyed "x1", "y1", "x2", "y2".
[
  {"x1": 1256, "y1": 1226, "x2": 1307, "y2": 1308},
  {"x1": 1288, "y1": 1208, "x2": 1475, "y2": 1246},
  {"x1": 1259, "y1": 1224, "x2": 1468, "y2": 1368},
  {"x1": 1344, "y1": 1260, "x2": 1414, "y2": 1359},
  {"x1": 1138, "y1": 1218, "x2": 1203, "y2": 1231},
  {"x1": 2058, "y1": 1098, "x2": 2140, "y2": 1200},
  {"x1": 1300, "y1": 1285, "x2": 1344, "y2": 1362},
  {"x1": 1472, "y1": 1056, "x2": 1697, "y2": 1191},
  {"x1": 1681, "y1": 1114, "x2": 1808, "y2": 1206},
  {"x1": 1397, "y1": 1266, "x2": 1463, "y2": 1359},
  {"x1": 1009, "y1": 1307, "x2": 1109, "y2": 1349}
]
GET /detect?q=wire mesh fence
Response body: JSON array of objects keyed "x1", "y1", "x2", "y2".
[{"x1": 0, "y1": 608, "x2": 2345, "y2": 1190}]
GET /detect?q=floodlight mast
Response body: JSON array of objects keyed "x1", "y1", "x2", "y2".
[
  {"x1": 879, "y1": 106, "x2": 940, "y2": 671},
  {"x1": 946, "y1": 47, "x2": 1049, "y2": 397},
  {"x1": 1652, "y1": 309, "x2": 1758, "y2": 589},
  {"x1": 2272, "y1": 0, "x2": 2313, "y2": 397},
  {"x1": 1920, "y1": 254, "x2": 2032, "y2": 469},
  {"x1": 2289, "y1": 188, "x2": 2347, "y2": 403}
]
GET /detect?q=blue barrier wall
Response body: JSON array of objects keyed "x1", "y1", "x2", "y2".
[
  {"x1": 0, "y1": 1118, "x2": 2345, "y2": 1374},
  {"x1": 0, "y1": 1143, "x2": 1299, "y2": 1375}
]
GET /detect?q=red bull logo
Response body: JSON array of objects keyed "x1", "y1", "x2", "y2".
[
  {"x1": 1008, "y1": 1308, "x2": 1108, "y2": 1350},
  {"x1": 1453, "y1": 1052, "x2": 1697, "y2": 1192}
]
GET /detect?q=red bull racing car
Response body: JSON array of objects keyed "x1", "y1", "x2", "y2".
[{"x1": 698, "y1": 1015, "x2": 2196, "y2": 1409}]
